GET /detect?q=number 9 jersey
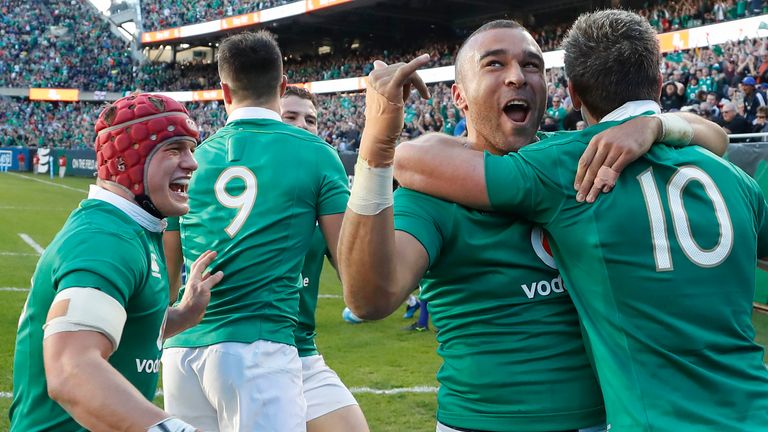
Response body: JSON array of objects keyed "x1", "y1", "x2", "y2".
[
  {"x1": 483, "y1": 116, "x2": 768, "y2": 431},
  {"x1": 165, "y1": 115, "x2": 349, "y2": 350}
]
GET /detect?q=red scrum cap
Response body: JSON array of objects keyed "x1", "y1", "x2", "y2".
[{"x1": 94, "y1": 93, "x2": 199, "y2": 216}]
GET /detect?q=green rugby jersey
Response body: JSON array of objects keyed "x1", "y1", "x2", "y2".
[
  {"x1": 166, "y1": 116, "x2": 349, "y2": 349},
  {"x1": 485, "y1": 118, "x2": 768, "y2": 431},
  {"x1": 11, "y1": 198, "x2": 168, "y2": 432},
  {"x1": 394, "y1": 187, "x2": 604, "y2": 432},
  {"x1": 295, "y1": 226, "x2": 328, "y2": 357}
]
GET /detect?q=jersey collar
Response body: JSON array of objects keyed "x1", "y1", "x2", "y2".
[
  {"x1": 226, "y1": 107, "x2": 282, "y2": 124},
  {"x1": 600, "y1": 100, "x2": 660, "y2": 123},
  {"x1": 88, "y1": 185, "x2": 167, "y2": 233}
]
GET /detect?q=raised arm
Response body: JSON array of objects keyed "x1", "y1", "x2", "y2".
[{"x1": 338, "y1": 55, "x2": 432, "y2": 320}]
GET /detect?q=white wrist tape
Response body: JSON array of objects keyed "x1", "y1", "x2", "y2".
[
  {"x1": 43, "y1": 287, "x2": 127, "y2": 352},
  {"x1": 347, "y1": 158, "x2": 393, "y2": 215},
  {"x1": 652, "y1": 113, "x2": 694, "y2": 146},
  {"x1": 148, "y1": 417, "x2": 197, "y2": 432}
]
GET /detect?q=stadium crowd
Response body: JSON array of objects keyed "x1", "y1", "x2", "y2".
[
  {"x1": 140, "y1": 0, "x2": 294, "y2": 30},
  {"x1": 0, "y1": 0, "x2": 135, "y2": 92},
  {"x1": 1, "y1": 0, "x2": 767, "y2": 92},
  {"x1": 4, "y1": 30, "x2": 768, "y2": 151},
  {"x1": 3, "y1": 0, "x2": 768, "y2": 150}
]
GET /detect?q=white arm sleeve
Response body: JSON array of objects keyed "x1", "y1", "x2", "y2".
[{"x1": 43, "y1": 287, "x2": 127, "y2": 353}]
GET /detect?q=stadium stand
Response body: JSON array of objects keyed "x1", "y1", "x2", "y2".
[
  {"x1": 2, "y1": 0, "x2": 768, "y2": 151},
  {"x1": 0, "y1": 0, "x2": 135, "y2": 91},
  {"x1": 140, "y1": 0, "x2": 294, "y2": 30}
]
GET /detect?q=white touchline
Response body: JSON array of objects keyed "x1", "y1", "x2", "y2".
[
  {"x1": 18, "y1": 234, "x2": 45, "y2": 255},
  {"x1": 6, "y1": 172, "x2": 88, "y2": 194},
  {"x1": 1, "y1": 386, "x2": 441, "y2": 399},
  {"x1": 0, "y1": 251, "x2": 38, "y2": 257},
  {"x1": 0, "y1": 287, "x2": 29, "y2": 292},
  {"x1": 318, "y1": 294, "x2": 341, "y2": 299}
]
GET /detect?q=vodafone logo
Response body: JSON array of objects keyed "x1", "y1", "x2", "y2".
[{"x1": 530, "y1": 226, "x2": 557, "y2": 270}]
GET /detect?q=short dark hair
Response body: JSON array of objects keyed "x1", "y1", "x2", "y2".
[
  {"x1": 455, "y1": 20, "x2": 524, "y2": 84},
  {"x1": 217, "y1": 30, "x2": 283, "y2": 104},
  {"x1": 283, "y1": 86, "x2": 318, "y2": 108},
  {"x1": 562, "y1": 10, "x2": 660, "y2": 120}
]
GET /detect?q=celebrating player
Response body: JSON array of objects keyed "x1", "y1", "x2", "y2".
[
  {"x1": 279, "y1": 85, "x2": 370, "y2": 432},
  {"x1": 339, "y1": 19, "x2": 729, "y2": 432},
  {"x1": 10, "y1": 93, "x2": 222, "y2": 432},
  {"x1": 162, "y1": 31, "x2": 349, "y2": 431},
  {"x1": 395, "y1": 10, "x2": 768, "y2": 430}
]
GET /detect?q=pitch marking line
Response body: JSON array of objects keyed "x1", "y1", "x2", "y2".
[
  {"x1": 0, "y1": 386, "x2": 441, "y2": 399},
  {"x1": 0, "y1": 287, "x2": 29, "y2": 292},
  {"x1": 6, "y1": 172, "x2": 88, "y2": 194},
  {"x1": 18, "y1": 233, "x2": 45, "y2": 255},
  {"x1": 318, "y1": 294, "x2": 341, "y2": 299},
  {"x1": 0, "y1": 251, "x2": 38, "y2": 257}
]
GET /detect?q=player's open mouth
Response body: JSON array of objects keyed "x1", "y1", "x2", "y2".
[
  {"x1": 502, "y1": 99, "x2": 530, "y2": 124},
  {"x1": 169, "y1": 178, "x2": 189, "y2": 199}
]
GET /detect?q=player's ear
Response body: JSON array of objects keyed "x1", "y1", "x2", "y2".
[
  {"x1": 221, "y1": 82, "x2": 233, "y2": 105},
  {"x1": 567, "y1": 80, "x2": 582, "y2": 111},
  {"x1": 656, "y1": 72, "x2": 663, "y2": 100},
  {"x1": 452, "y1": 83, "x2": 468, "y2": 111},
  {"x1": 279, "y1": 75, "x2": 288, "y2": 98}
]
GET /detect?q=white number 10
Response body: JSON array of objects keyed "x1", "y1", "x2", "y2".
[
  {"x1": 637, "y1": 166, "x2": 733, "y2": 271},
  {"x1": 215, "y1": 166, "x2": 257, "y2": 238}
]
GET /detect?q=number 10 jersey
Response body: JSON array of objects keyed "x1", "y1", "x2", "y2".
[
  {"x1": 484, "y1": 118, "x2": 768, "y2": 431},
  {"x1": 166, "y1": 117, "x2": 349, "y2": 349}
]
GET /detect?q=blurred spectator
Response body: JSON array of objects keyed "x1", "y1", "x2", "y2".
[
  {"x1": 661, "y1": 81, "x2": 686, "y2": 111},
  {"x1": 752, "y1": 105, "x2": 768, "y2": 132},
  {"x1": 719, "y1": 101, "x2": 752, "y2": 133},
  {"x1": 740, "y1": 76, "x2": 767, "y2": 122},
  {"x1": 545, "y1": 95, "x2": 567, "y2": 130}
]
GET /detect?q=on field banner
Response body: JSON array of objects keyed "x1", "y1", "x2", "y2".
[
  {"x1": 36, "y1": 148, "x2": 51, "y2": 174},
  {"x1": 66, "y1": 148, "x2": 98, "y2": 177},
  {"x1": 29, "y1": 88, "x2": 80, "y2": 102}
]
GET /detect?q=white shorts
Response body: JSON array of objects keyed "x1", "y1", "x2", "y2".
[
  {"x1": 436, "y1": 421, "x2": 607, "y2": 432},
  {"x1": 162, "y1": 340, "x2": 306, "y2": 432},
  {"x1": 301, "y1": 354, "x2": 358, "y2": 421}
]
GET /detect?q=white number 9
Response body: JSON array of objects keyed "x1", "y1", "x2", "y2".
[{"x1": 214, "y1": 166, "x2": 257, "y2": 238}]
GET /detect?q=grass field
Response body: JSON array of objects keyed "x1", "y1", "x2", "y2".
[{"x1": 1, "y1": 171, "x2": 768, "y2": 432}]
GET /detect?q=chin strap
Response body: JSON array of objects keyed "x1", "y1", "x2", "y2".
[{"x1": 134, "y1": 194, "x2": 164, "y2": 219}]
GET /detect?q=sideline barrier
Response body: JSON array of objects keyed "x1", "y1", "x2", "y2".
[{"x1": 725, "y1": 133, "x2": 768, "y2": 304}]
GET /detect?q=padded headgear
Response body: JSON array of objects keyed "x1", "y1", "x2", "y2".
[{"x1": 94, "y1": 93, "x2": 199, "y2": 216}]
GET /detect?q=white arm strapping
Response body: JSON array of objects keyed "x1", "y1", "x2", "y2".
[
  {"x1": 651, "y1": 113, "x2": 694, "y2": 146},
  {"x1": 147, "y1": 417, "x2": 197, "y2": 432},
  {"x1": 347, "y1": 158, "x2": 393, "y2": 215},
  {"x1": 43, "y1": 287, "x2": 127, "y2": 353}
]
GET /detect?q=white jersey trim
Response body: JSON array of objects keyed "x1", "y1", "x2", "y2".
[{"x1": 43, "y1": 287, "x2": 127, "y2": 352}]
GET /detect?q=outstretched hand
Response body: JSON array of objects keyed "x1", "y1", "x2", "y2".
[{"x1": 176, "y1": 250, "x2": 223, "y2": 325}]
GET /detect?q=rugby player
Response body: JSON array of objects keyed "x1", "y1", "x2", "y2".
[
  {"x1": 339, "y1": 20, "x2": 728, "y2": 432},
  {"x1": 395, "y1": 10, "x2": 768, "y2": 430},
  {"x1": 10, "y1": 93, "x2": 222, "y2": 432},
  {"x1": 283, "y1": 85, "x2": 369, "y2": 432},
  {"x1": 161, "y1": 31, "x2": 349, "y2": 431}
]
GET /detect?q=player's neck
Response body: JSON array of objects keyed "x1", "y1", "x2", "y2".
[{"x1": 226, "y1": 99, "x2": 281, "y2": 117}]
